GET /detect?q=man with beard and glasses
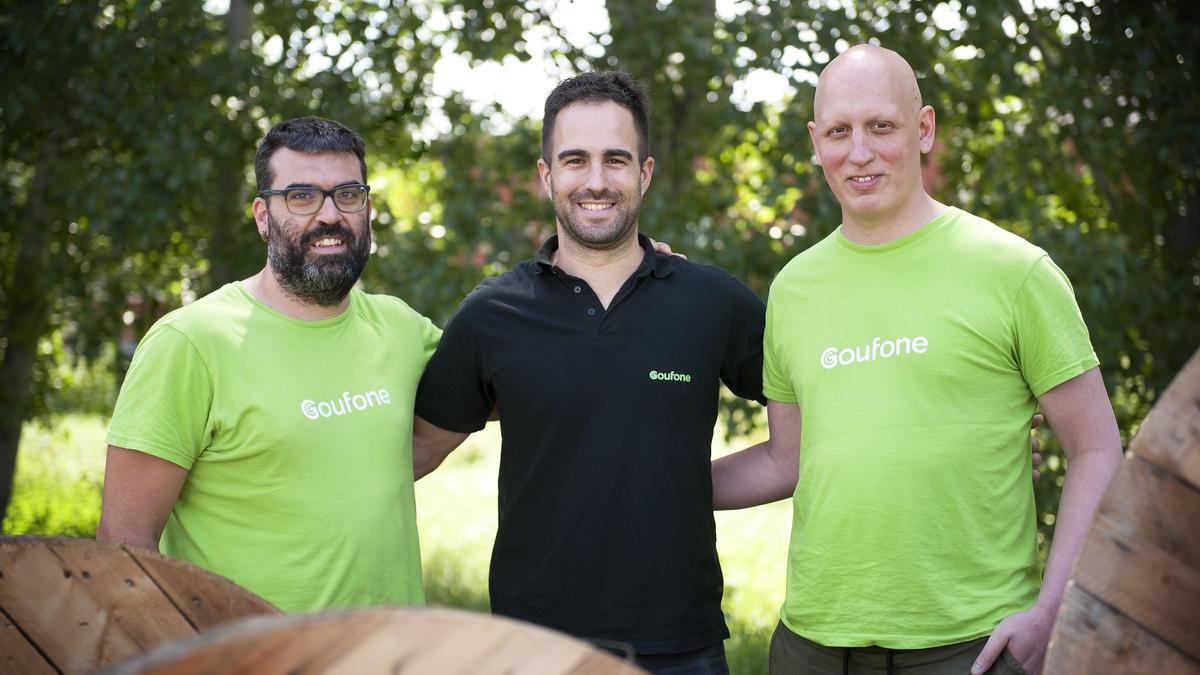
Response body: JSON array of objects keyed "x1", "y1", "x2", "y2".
[
  {"x1": 97, "y1": 117, "x2": 440, "y2": 612},
  {"x1": 410, "y1": 71, "x2": 765, "y2": 674}
]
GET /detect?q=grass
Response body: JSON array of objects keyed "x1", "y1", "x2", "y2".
[
  {"x1": 8, "y1": 415, "x2": 790, "y2": 674},
  {"x1": 3, "y1": 415, "x2": 107, "y2": 537}
]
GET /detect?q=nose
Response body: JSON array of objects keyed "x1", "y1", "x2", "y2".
[
  {"x1": 583, "y1": 161, "x2": 607, "y2": 194},
  {"x1": 315, "y1": 190, "x2": 343, "y2": 223},
  {"x1": 848, "y1": 130, "x2": 874, "y2": 165}
]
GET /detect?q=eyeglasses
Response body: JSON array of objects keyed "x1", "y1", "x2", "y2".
[{"x1": 258, "y1": 184, "x2": 371, "y2": 215}]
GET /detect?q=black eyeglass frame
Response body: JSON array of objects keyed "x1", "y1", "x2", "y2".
[{"x1": 257, "y1": 183, "x2": 371, "y2": 215}]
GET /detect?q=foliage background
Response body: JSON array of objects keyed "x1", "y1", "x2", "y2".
[{"x1": 1, "y1": 0, "x2": 1197, "y2": 672}]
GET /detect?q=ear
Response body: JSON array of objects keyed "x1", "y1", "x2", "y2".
[
  {"x1": 918, "y1": 105, "x2": 936, "y2": 154},
  {"x1": 807, "y1": 121, "x2": 822, "y2": 166},
  {"x1": 536, "y1": 158, "x2": 553, "y2": 198},
  {"x1": 252, "y1": 197, "x2": 270, "y2": 241},
  {"x1": 639, "y1": 156, "x2": 654, "y2": 196}
]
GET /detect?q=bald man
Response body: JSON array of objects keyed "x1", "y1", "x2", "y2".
[{"x1": 713, "y1": 45, "x2": 1121, "y2": 674}]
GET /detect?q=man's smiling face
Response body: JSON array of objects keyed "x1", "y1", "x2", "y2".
[
  {"x1": 808, "y1": 47, "x2": 935, "y2": 231},
  {"x1": 538, "y1": 100, "x2": 653, "y2": 251},
  {"x1": 257, "y1": 148, "x2": 372, "y2": 306}
]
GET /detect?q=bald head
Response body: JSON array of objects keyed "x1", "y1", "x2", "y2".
[
  {"x1": 806, "y1": 44, "x2": 942, "y2": 239},
  {"x1": 813, "y1": 45, "x2": 922, "y2": 122}
]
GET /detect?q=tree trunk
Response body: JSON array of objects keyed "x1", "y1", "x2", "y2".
[
  {"x1": 207, "y1": 0, "x2": 252, "y2": 287},
  {"x1": 0, "y1": 151, "x2": 56, "y2": 525}
]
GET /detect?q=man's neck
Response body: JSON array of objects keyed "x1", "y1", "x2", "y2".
[
  {"x1": 551, "y1": 230, "x2": 645, "y2": 309},
  {"x1": 242, "y1": 267, "x2": 351, "y2": 321},
  {"x1": 841, "y1": 194, "x2": 948, "y2": 246}
]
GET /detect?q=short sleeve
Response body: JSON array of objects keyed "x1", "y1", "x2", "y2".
[
  {"x1": 418, "y1": 313, "x2": 442, "y2": 364},
  {"x1": 414, "y1": 297, "x2": 493, "y2": 433},
  {"x1": 105, "y1": 323, "x2": 215, "y2": 470},
  {"x1": 720, "y1": 274, "x2": 767, "y2": 405},
  {"x1": 762, "y1": 285, "x2": 798, "y2": 403},
  {"x1": 1014, "y1": 255, "x2": 1099, "y2": 396}
]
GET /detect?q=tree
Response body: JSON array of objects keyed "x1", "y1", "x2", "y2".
[
  {"x1": 0, "y1": 0, "x2": 259, "y2": 520},
  {"x1": 1, "y1": 0, "x2": 1195, "y2": 540}
]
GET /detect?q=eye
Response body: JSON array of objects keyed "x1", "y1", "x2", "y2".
[
  {"x1": 606, "y1": 157, "x2": 627, "y2": 166},
  {"x1": 829, "y1": 125, "x2": 849, "y2": 136},
  {"x1": 334, "y1": 188, "x2": 361, "y2": 202},
  {"x1": 872, "y1": 121, "x2": 894, "y2": 131},
  {"x1": 286, "y1": 189, "x2": 317, "y2": 202}
]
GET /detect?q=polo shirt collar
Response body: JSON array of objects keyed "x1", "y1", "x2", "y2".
[{"x1": 533, "y1": 233, "x2": 675, "y2": 279}]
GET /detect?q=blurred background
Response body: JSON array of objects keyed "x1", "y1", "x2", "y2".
[{"x1": 1, "y1": 1, "x2": 1197, "y2": 672}]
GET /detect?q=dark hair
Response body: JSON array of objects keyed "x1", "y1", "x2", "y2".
[
  {"x1": 254, "y1": 117, "x2": 368, "y2": 192},
  {"x1": 541, "y1": 71, "x2": 651, "y2": 165}
]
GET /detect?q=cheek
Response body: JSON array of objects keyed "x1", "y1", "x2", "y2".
[
  {"x1": 875, "y1": 139, "x2": 914, "y2": 164},
  {"x1": 816, "y1": 143, "x2": 848, "y2": 170}
]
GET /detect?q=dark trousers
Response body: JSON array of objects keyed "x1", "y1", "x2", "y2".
[
  {"x1": 602, "y1": 641, "x2": 730, "y2": 675},
  {"x1": 768, "y1": 622, "x2": 1028, "y2": 674}
]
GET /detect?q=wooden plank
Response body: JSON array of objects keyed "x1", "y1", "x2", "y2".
[
  {"x1": 124, "y1": 546, "x2": 278, "y2": 630},
  {"x1": 1071, "y1": 498, "x2": 1200, "y2": 662},
  {"x1": 113, "y1": 607, "x2": 644, "y2": 675},
  {"x1": 1129, "y1": 347, "x2": 1200, "y2": 490},
  {"x1": 0, "y1": 609, "x2": 56, "y2": 675},
  {"x1": 0, "y1": 537, "x2": 196, "y2": 673},
  {"x1": 1045, "y1": 583, "x2": 1199, "y2": 674},
  {"x1": 1091, "y1": 454, "x2": 1200, "y2": 569},
  {"x1": 115, "y1": 612, "x2": 395, "y2": 675}
]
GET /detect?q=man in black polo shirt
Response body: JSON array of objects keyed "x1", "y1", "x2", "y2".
[{"x1": 412, "y1": 71, "x2": 764, "y2": 673}]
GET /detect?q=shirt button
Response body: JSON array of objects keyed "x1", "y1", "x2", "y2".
[
  {"x1": 573, "y1": 285, "x2": 582, "y2": 294},
  {"x1": 587, "y1": 308, "x2": 597, "y2": 316}
]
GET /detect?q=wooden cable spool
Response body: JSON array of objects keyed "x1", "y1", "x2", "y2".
[
  {"x1": 107, "y1": 606, "x2": 646, "y2": 674},
  {"x1": 0, "y1": 536, "x2": 278, "y2": 674},
  {"x1": 1044, "y1": 347, "x2": 1200, "y2": 674}
]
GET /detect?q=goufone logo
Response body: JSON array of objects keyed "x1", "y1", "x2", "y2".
[
  {"x1": 301, "y1": 388, "x2": 392, "y2": 420},
  {"x1": 820, "y1": 336, "x2": 929, "y2": 370},
  {"x1": 649, "y1": 370, "x2": 692, "y2": 383}
]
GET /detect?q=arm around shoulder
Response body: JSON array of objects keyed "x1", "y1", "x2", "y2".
[
  {"x1": 96, "y1": 445, "x2": 189, "y2": 551},
  {"x1": 712, "y1": 399, "x2": 802, "y2": 510},
  {"x1": 412, "y1": 416, "x2": 471, "y2": 480}
]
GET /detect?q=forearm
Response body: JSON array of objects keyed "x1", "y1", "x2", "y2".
[
  {"x1": 1035, "y1": 444, "x2": 1122, "y2": 611},
  {"x1": 97, "y1": 445, "x2": 187, "y2": 552},
  {"x1": 413, "y1": 448, "x2": 452, "y2": 481},
  {"x1": 412, "y1": 416, "x2": 470, "y2": 480},
  {"x1": 712, "y1": 440, "x2": 797, "y2": 510}
]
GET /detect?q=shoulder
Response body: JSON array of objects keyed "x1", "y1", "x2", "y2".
[
  {"x1": 773, "y1": 231, "x2": 839, "y2": 283},
  {"x1": 664, "y1": 255, "x2": 739, "y2": 285},
  {"x1": 152, "y1": 283, "x2": 249, "y2": 339},
  {"x1": 454, "y1": 259, "x2": 542, "y2": 314},
  {"x1": 658, "y1": 255, "x2": 763, "y2": 305},
  {"x1": 354, "y1": 288, "x2": 433, "y2": 324},
  {"x1": 943, "y1": 208, "x2": 1047, "y2": 268}
]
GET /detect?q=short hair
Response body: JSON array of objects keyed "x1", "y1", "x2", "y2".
[
  {"x1": 254, "y1": 117, "x2": 368, "y2": 192},
  {"x1": 541, "y1": 71, "x2": 651, "y2": 165}
]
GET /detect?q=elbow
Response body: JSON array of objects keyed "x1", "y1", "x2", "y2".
[
  {"x1": 95, "y1": 518, "x2": 116, "y2": 544},
  {"x1": 95, "y1": 516, "x2": 160, "y2": 551}
]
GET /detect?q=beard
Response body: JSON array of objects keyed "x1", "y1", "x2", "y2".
[
  {"x1": 266, "y1": 211, "x2": 371, "y2": 307},
  {"x1": 551, "y1": 186, "x2": 641, "y2": 251}
]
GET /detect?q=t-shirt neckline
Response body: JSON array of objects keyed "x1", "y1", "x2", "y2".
[
  {"x1": 834, "y1": 207, "x2": 960, "y2": 255},
  {"x1": 233, "y1": 280, "x2": 358, "y2": 327}
]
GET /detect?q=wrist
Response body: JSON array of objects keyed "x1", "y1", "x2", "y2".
[{"x1": 1030, "y1": 597, "x2": 1061, "y2": 624}]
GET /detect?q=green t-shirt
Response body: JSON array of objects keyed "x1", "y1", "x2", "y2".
[
  {"x1": 763, "y1": 207, "x2": 1098, "y2": 648},
  {"x1": 106, "y1": 282, "x2": 441, "y2": 612}
]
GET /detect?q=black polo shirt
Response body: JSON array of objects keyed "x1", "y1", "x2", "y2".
[{"x1": 415, "y1": 234, "x2": 765, "y2": 655}]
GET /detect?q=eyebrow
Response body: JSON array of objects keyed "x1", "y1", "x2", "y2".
[
  {"x1": 556, "y1": 148, "x2": 635, "y2": 161},
  {"x1": 282, "y1": 181, "x2": 364, "y2": 189}
]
